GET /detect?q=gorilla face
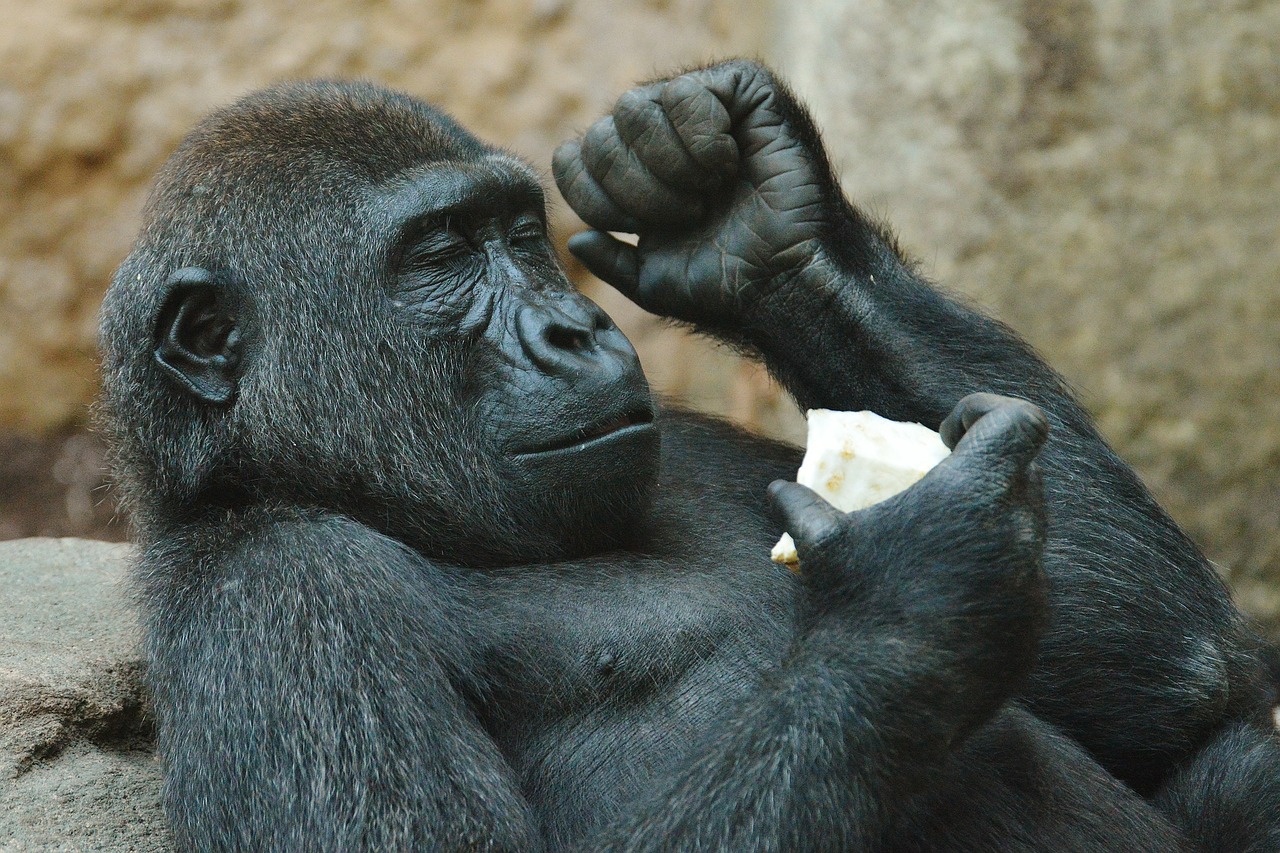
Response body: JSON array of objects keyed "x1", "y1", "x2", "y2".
[
  {"x1": 101, "y1": 82, "x2": 660, "y2": 565},
  {"x1": 368, "y1": 156, "x2": 661, "y2": 560},
  {"x1": 382, "y1": 159, "x2": 656, "y2": 460}
]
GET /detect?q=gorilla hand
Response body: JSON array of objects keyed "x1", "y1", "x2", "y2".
[
  {"x1": 770, "y1": 394, "x2": 1051, "y2": 737},
  {"x1": 553, "y1": 60, "x2": 832, "y2": 328}
]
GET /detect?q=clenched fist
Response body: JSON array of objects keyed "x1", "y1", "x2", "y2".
[{"x1": 553, "y1": 60, "x2": 840, "y2": 329}]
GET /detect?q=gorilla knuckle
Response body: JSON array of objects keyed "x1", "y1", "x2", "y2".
[
  {"x1": 615, "y1": 87, "x2": 657, "y2": 124},
  {"x1": 582, "y1": 117, "x2": 626, "y2": 173},
  {"x1": 797, "y1": 513, "x2": 848, "y2": 555},
  {"x1": 707, "y1": 58, "x2": 775, "y2": 88},
  {"x1": 1001, "y1": 397, "x2": 1049, "y2": 436},
  {"x1": 551, "y1": 141, "x2": 584, "y2": 188}
]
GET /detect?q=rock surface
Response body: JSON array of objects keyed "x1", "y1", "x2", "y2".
[{"x1": 0, "y1": 537, "x2": 164, "y2": 851}]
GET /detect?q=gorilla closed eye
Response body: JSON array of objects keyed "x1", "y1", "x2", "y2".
[
  {"x1": 401, "y1": 212, "x2": 547, "y2": 258},
  {"x1": 400, "y1": 217, "x2": 474, "y2": 267},
  {"x1": 508, "y1": 214, "x2": 545, "y2": 244}
]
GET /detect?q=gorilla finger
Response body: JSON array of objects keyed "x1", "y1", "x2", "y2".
[
  {"x1": 768, "y1": 481, "x2": 845, "y2": 551},
  {"x1": 614, "y1": 86, "x2": 721, "y2": 191},
  {"x1": 660, "y1": 75, "x2": 738, "y2": 178},
  {"x1": 552, "y1": 140, "x2": 642, "y2": 233},
  {"x1": 566, "y1": 231, "x2": 640, "y2": 302},
  {"x1": 949, "y1": 397, "x2": 1050, "y2": 475},
  {"x1": 940, "y1": 392, "x2": 1011, "y2": 449},
  {"x1": 581, "y1": 117, "x2": 705, "y2": 226}
]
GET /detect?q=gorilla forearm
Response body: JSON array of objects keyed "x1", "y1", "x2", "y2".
[
  {"x1": 739, "y1": 241, "x2": 1076, "y2": 429},
  {"x1": 891, "y1": 704, "x2": 1188, "y2": 852},
  {"x1": 584, "y1": 638, "x2": 952, "y2": 852},
  {"x1": 1155, "y1": 721, "x2": 1280, "y2": 852},
  {"x1": 735, "y1": 216, "x2": 1265, "y2": 789},
  {"x1": 587, "y1": 692, "x2": 1187, "y2": 852}
]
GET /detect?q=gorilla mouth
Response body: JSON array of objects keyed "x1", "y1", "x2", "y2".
[{"x1": 519, "y1": 407, "x2": 655, "y2": 456}]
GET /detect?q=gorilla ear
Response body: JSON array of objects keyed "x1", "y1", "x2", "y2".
[{"x1": 154, "y1": 267, "x2": 242, "y2": 405}]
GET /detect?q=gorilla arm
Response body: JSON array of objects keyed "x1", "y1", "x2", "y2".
[
  {"x1": 135, "y1": 509, "x2": 537, "y2": 852},
  {"x1": 581, "y1": 397, "x2": 1184, "y2": 851},
  {"x1": 553, "y1": 60, "x2": 1272, "y2": 793}
]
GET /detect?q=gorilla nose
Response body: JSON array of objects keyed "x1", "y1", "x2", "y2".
[{"x1": 516, "y1": 294, "x2": 633, "y2": 377}]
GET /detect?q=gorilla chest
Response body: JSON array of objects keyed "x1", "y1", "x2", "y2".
[{"x1": 468, "y1": 554, "x2": 795, "y2": 825}]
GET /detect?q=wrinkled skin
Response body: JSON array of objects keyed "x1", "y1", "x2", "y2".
[
  {"x1": 96, "y1": 62, "x2": 1280, "y2": 852},
  {"x1": 553, "y1": 69, "x2": 828, "y2": 325}
]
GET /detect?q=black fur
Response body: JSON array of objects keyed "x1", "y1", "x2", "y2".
[{"x1": 97, "y1": 62, "x2": 1280, "y2": 851}]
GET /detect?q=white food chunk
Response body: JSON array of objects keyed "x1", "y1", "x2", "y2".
[{"x1": 771, "y1": 410, "x2": 951, "y2": 565}]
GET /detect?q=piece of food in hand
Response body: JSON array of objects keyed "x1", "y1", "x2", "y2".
[{"x1": 771, "y1": 410, "x2": 952, "y2": 566}]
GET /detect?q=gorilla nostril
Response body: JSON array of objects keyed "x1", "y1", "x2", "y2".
[{"x1": 546, "y1": 325, "x2": 592, "y2": 352}]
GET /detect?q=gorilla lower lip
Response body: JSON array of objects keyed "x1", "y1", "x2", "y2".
[{"x1": 520, "y1": 408, "x2": 654, "y2": 456}]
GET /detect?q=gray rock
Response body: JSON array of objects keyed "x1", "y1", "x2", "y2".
[{"x1": 0, "y1": 538, "x2": 166, "y2": 852}]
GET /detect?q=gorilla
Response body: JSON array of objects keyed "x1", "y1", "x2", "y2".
[{"x1": 98, "y1": 60, "x2": 1280, "y2": 851}]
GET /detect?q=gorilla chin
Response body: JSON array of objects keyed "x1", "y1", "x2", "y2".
[{"x1": 509, "y1": 395, "x2": 661, "y2": 560}]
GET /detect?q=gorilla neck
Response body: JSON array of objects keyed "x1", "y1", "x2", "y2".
[{"x1": 394, "y1": 478, "x2": 660, "y2": 568}]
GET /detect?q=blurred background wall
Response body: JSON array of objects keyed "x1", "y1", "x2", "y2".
[{"x1": 1, "y1": 0, "x2": 1277, "y2": 632}]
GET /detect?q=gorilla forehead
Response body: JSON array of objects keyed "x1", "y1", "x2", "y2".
[
  {"x1": 137, "y1": 81, "x2": 511, "y2": 256},
  {"x1": 176, "y1": 79, "x2": 492, "y2": 182},
  {"x1": 376, "y1": 156, "x2": 547, "y2": 246},
  {"x1": 131, "y1": 82, "x2": 548, "y2": 317}
]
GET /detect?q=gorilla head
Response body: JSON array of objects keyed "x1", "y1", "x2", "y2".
[{"x1": 99, "y1": 81, "x2": 659, "y2": 564}]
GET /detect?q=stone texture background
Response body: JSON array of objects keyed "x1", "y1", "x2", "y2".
[
  {"x1": 1, "y1": 0, "x2": 1278, "y2": 629},
  {"x1": 0, "y1": 538, "x2": 162, "y2": 851}
]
